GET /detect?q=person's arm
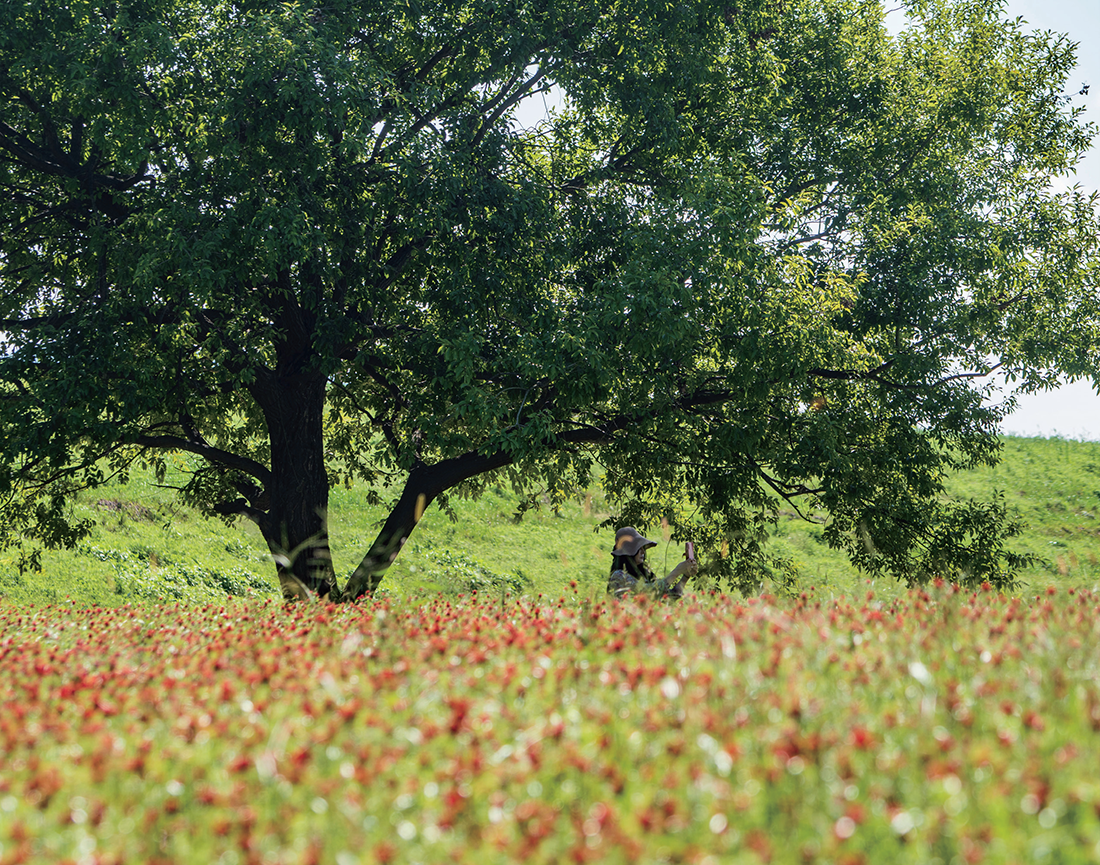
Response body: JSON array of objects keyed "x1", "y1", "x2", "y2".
[{"x1": 665, "y1": 558, "x2": 698, "y2": 596}]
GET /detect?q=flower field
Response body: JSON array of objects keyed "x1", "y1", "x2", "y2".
[{"x1": 3, "y1": 584, "x2": 1100, "y2": 864}]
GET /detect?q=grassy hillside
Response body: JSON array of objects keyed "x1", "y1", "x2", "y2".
[
  {"x1": 767, "y1": 436, "x2": 1100, "y2": 591},
  {"x1": 0, "y1": 465, "x2": 623, "y2": 606},
  {"x1": 3, "y1": 436, "x2": 1100, "y2": 606}
]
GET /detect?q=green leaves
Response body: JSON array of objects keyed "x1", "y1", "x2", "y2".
[{"x1": 0, "y1": 0, "x2": 1096, "y2": 591}]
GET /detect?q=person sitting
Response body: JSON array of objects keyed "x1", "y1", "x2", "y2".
[{"x1": 606, "y1": 526, "x2": 697, "y2": 600}]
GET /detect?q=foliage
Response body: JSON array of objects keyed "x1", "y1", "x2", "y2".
[
  {"x1": 11, "y1": 435, "x2": 1100, "y2": 607},
  {"x1": 78, "y1": 544, "x2": 273, "y2": 603},
  {"x1": 419, "y1": 547, "x2": 531, "y2": 596},
  {"x1": 0, "y1": 0, "x2": 1097, "y2": 597},
  {"x1": 4, "y1": 587, "x2": 1100, "y2": 863}
]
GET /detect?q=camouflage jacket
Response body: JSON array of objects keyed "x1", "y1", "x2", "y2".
[{"x1": 607, "y1": 567, "x2": 684, "y2": 600}]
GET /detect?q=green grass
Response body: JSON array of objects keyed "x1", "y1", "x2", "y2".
[
  {"x1": 0, "y1": 468, "x2": 623, "y2": 606},
  {"x1": 741, "y1": 436, "x2": 1100, "y2": 595},
  {"x1": 4, "y1": 436, "x2": 1100, "y2": 606},
  {"x1": 946, "y1": 436, "x2": 1100, "y2": 585}
]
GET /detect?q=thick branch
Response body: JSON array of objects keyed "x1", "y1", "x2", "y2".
[
  {"x1": 341, "y1": 388, "x2": 737, "y2": 599},
  {"x1": 134, "y1": 434, "x2": 273, "y2": 486},
  {"x1": 212, "y1": 497, "x2": 269, "y2": 526}
]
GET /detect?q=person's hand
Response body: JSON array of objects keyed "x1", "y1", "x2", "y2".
[{"x1": 670, "y1": 558, "x2": 698, "y2": 584}]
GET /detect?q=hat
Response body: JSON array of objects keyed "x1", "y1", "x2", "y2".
[{"x1": 611, "y1": 526, "x2": 657, "y2": 558}]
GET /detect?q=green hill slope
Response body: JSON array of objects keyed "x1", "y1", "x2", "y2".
[{"x1": 4, "y1": 436, "x2": 1100, "y2": 605}]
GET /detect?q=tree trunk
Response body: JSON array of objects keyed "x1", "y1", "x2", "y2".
[
  {"x1": 342, "y1": 465, "x2": 433, "y2": 600},
  {"x1": 340, "y1": 423, "x2": 631, "y2": 600},
  {"x1": 342, "y1": 450, "x2": 513, "y2": 600},
  {"x1": 253, "y1": 371, "x2": 338, "y2": 600}
]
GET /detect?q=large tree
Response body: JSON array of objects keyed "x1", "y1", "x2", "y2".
[{"x1": 0, "y1": 0, "x2": 1096, "y2": 598}]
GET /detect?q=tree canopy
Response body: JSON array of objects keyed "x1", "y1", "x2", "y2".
[{"x1": 1, "y1": 0, "x2": 1096, "y2": 597}]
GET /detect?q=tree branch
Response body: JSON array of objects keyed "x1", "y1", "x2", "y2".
[
  {"x1": 471, "y1": 66, "x2": 552, "y2": 148},
  {"x1": 213, "y1": 497, "x2": 269, "y2": 526},
  {"x1": 133, "y1": 434, "x2": 273, "y2": 486},
  {"x1": 753, "y1": 459, "x2": 824, "y2": 522}
]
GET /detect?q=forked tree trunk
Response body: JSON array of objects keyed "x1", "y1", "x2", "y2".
[{"x1": 253, "y1": 371, "x2": 338, "y2": 600}]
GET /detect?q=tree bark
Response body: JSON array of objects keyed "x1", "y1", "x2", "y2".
[
  {"x1": 252, "y1": 371, "x2": 338, "y2": 600},
  {"x1": 340, "y1": 390, "x2": 737, "y2": 599},
  {"x1": 342, "y1": 451, "x2": 511, "y2": 600}
]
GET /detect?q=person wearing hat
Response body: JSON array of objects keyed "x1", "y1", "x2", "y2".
[{"x1": 607, "y1": 526, "x2": 697, "y2": 600}]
